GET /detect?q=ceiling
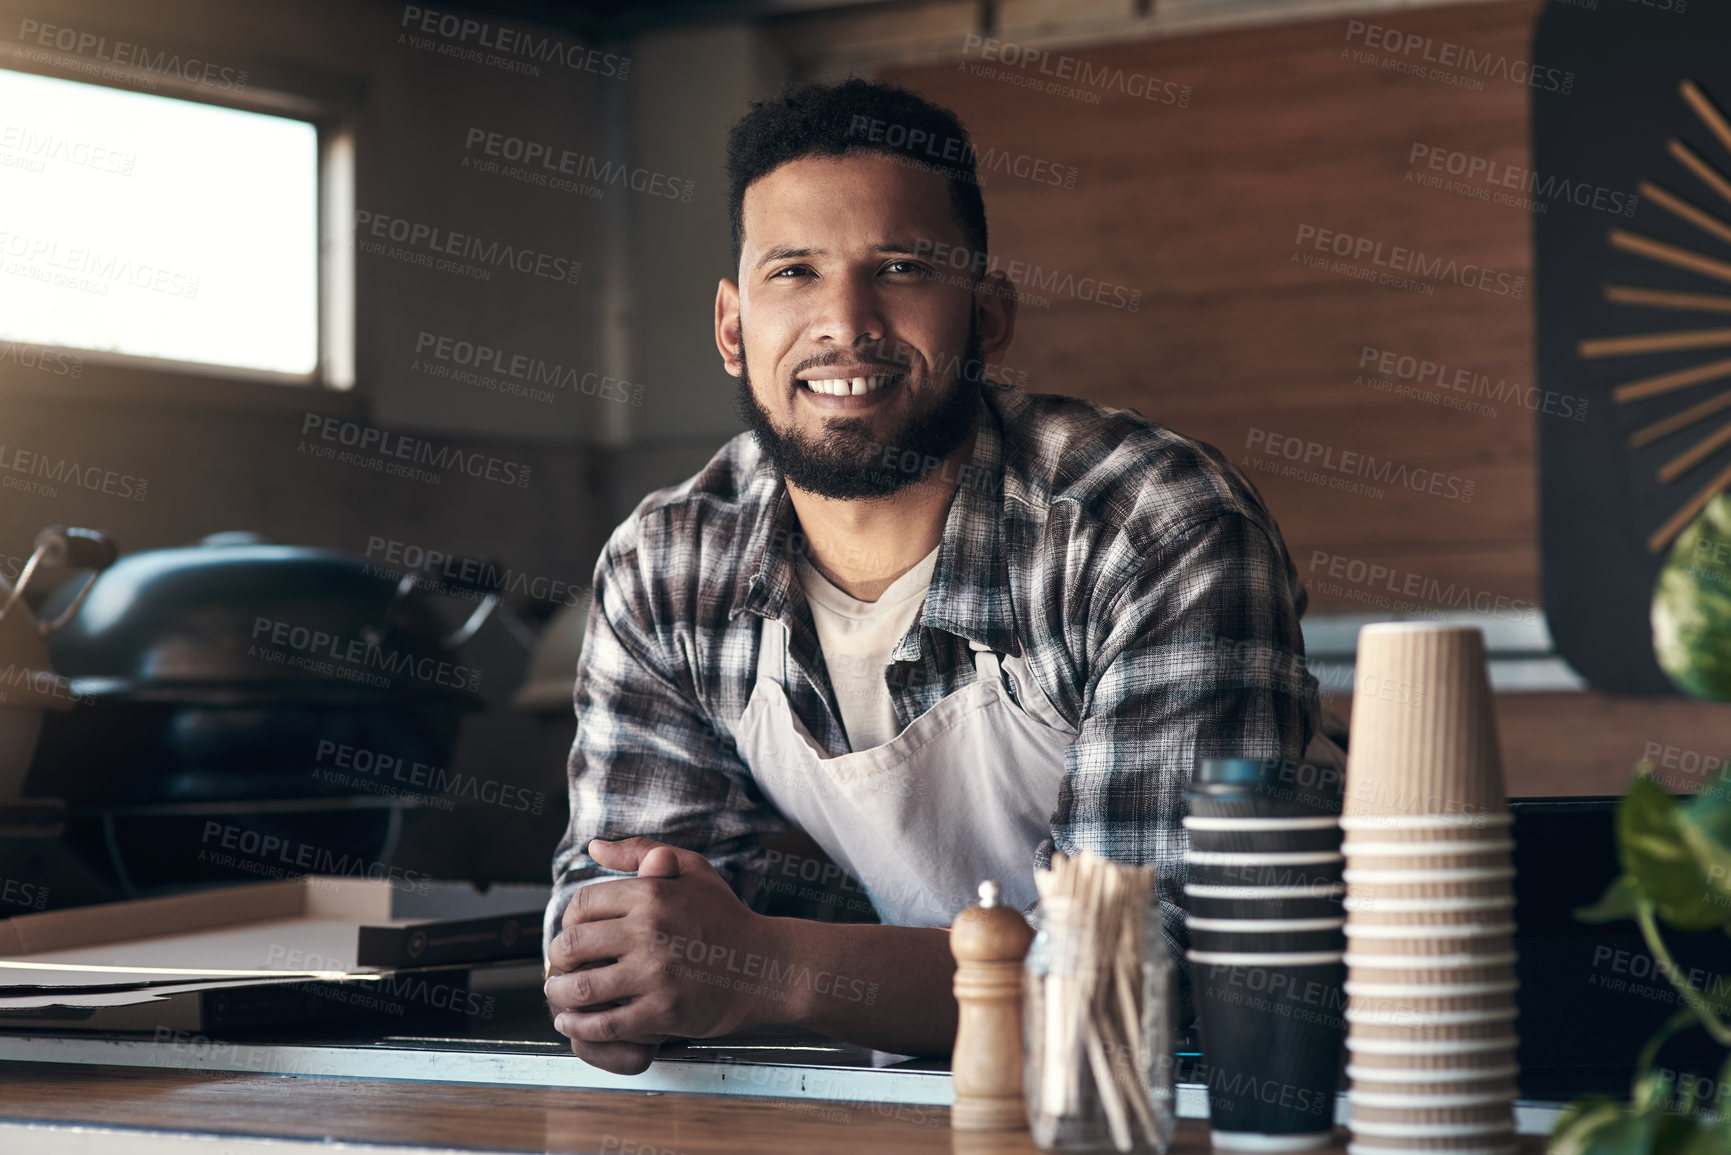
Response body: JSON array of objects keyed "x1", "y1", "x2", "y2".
[{"x1": 445, "y1": 0, "x2": 903, "y2": 38}]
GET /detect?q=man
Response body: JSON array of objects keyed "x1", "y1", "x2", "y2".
[{"x1": 544, "y1": 78, "x2": 1338, "y2": 1075}]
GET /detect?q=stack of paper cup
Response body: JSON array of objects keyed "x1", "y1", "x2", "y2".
[
  {"x1": 1340, "y1": 624, "x2": 1518, "y2": 1155},
  {"x1": 1183, "y1": 757, "x2": 1347, "y2": 1150}
]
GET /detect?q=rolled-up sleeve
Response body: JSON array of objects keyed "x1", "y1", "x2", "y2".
[{"x1": 542, "y1": 535, "x2": 788, "y2": 958}]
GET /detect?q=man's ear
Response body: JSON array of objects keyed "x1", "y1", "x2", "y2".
[{"x1": 715, "y1": 277, "x2": 744, "y2": 377}]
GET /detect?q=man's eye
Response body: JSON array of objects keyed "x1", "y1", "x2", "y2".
[
  {"x1": 770, "y1": 265, "x2": 811, "y2": 280},
  {"x1": 884, "y1": 260, "x2": 934, "y2": 277}
]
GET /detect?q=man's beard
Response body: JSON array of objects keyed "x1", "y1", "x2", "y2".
[{"x1": 735, "y1": 326, "x2": 982, "y2": 501}]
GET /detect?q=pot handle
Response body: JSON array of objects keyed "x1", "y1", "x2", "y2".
[
  {"x1": 371, "y1": 555, "x2": 505, "y2": 651},
  {"x1": 0, "y1": 526, "x2": 118, "y2": 633}
]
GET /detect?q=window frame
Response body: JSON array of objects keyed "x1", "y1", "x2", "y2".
[{"x1": 0, "y1": 36, "x2": 362, "y2": 412}]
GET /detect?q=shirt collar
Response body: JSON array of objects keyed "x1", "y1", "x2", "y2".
[
  {"x1": 910, "y1": 391, "x2": 1019, "y2": 659},
  {"x1": 731, "y1": 456, "x2": 799, "y2": 624},
  {"x1": 731, "y1": 390, "x2": 1019, "y2": 659}
]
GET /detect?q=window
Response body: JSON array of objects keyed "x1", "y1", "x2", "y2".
[{"x1": 0, "y1": 66, "x2": 339, "y2": 382}]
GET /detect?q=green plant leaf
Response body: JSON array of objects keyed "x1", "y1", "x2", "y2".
[
  {"x1": 1684, "y1": 766, "x2": 1731, "y2": 827},
  {"x1": 1680, "y1": 768, "x2": 1731, "y2": 911},
  {"x1": 1579, "y1": 875, "x2": 1644, "y2": 925},
  {"x1": 1636, "y1": 1010, "x2": 1711, "y2": 1082},
  {"x1": 1621, "y1": 776, "x2": 1730, "y2": 931},
  {"x1": 1679, "y1": 1122, "x2": 1729, "y2": 1155},
  {"x1": 1634, "y1": 1068, "x2": 1678, "y2": 1114},
  {"x1": 1652, "y1": 1112, "x2": 1707, "y2": 1155},
  {"x1": 1583, "y1": 1111, "x2": 1656, "y2": 1155},
  {"x1": 1654, "y1": 494, "x2": 1731, "y2": 700},
  {"x1": 1548, "y1": 1099, "x2": 1637, "y2": 1155},
  {"x1": 1674, "y1": 816, "x2": 1731, "y2": 909}
]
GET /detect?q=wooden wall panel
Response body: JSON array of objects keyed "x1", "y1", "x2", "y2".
[
  {"x1": 1326, "y1": 691, "x2": 1731, "y2": 799},
  {"x1": 881, "y1": 1, "x2": 1731, "y2": 792},
  {"x1": 883, "y1": 1, "x2": 1543, "y2": 605}
]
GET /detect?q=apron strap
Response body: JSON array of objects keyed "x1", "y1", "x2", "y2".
[
  {"x1": 756, "y1": 615, "x2": 790, "y2": 691},
  {"x1": 763, "y1": 625, "x2": 1067, "y2": 735},
  {"x1": 969, "y1": 640, "x2": 1003, "y2": 683},
  {"x1": 971, "y1": 640, "x2": 1076, "y2": 735}
]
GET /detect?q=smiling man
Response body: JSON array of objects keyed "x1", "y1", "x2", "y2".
[{"x1": 543, "y1": 78, "x2": 1340, "y2": 1075}]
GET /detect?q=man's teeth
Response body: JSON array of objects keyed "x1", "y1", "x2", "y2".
[{"x1": 803, "y1": 375, "x2": 894, "y2": 396}]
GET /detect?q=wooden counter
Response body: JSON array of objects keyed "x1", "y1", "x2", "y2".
[{"x1": 0, "y1": 1061, "x2": 1551, "y2": 1154}]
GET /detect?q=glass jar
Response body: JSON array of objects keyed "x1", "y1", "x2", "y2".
[{"x1": 1024, "y1": 894, "x2": 1177, "y2": 1153}]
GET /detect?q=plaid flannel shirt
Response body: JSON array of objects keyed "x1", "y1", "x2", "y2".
[{"x1": 545, "y1": 386, "x2": 1327, "y2": 973}]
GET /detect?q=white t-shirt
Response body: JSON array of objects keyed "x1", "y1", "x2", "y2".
[{"x1": 794, "y1": 545, "x2": 941, "y2": 751}]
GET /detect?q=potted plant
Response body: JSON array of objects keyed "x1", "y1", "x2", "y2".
[
  {"x1": 1549, "y1": 496, "x2": 1731, "y2": 1151},
  {"x1": 1550, "y1": 766, "x2": 1731, "y2": 1153}
]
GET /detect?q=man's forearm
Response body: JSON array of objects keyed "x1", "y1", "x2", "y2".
[{"x1": 754, "y1": 917, "x2": 957, "y2": 1055}]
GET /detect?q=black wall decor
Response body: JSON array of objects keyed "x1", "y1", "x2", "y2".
[{"x1": 1535, "y1": 0, "x2": 1731, "y2": 696}]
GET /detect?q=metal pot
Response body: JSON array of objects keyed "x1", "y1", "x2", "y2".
[
  {"x1": 26, "y1": 532, "x2": 503, "y2": 806},
  {"x1": 0, "y1": 526, "x2": 115, "y2": 804}
]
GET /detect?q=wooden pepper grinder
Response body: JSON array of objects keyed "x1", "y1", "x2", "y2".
[{"x1": 950, "y1": 879, "x2": 1035, "y2": 1132}]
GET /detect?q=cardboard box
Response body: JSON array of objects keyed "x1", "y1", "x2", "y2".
[{"x1": 0, "y1": 877, "x2": 544, "y2": 1032}]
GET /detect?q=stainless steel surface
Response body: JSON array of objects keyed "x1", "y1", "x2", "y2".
[
  {"x1": 0, "y1": 1032, "x2": 1571, "y2": 1134},
  {"x1": 0, "y1": 982, "x2": 1567, "y2": 1132}
]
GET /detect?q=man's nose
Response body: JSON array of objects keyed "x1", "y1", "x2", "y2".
[{"x1": 807, "y1": 273, "x2": 887, "y2": 345}]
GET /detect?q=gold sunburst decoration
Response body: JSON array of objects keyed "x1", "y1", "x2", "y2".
[{"x1": 1584, "y1": 80, "x2": 1731, "y2": 553}]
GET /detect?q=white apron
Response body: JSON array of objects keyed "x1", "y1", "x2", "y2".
[{"x1": 736, "y1": 617, "x2": 1076, "y2": 927}]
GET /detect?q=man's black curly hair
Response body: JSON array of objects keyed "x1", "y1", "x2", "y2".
[{"x1": 725, "y1": 77, "x2": 988, "y2": 273}]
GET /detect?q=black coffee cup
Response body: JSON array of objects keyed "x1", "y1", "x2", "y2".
[
  {"x1": 1186, "y1": 756, "x2": 1344, "y2": 819},
  {"x1": 1185, "y1": 854, "x2": 1345, "y2": 892},
  {"x1": 1187, "y1": 922, "x2": 1346, "y2": 955},
  {"x1": 1186, "y1": 954, "x2": 1347, "y2": 1142},
  {"x1": 1184, "y1": 820, "x2": 1343, "y2": 855},
  {"x1": 1182, "y1": 885, "x2": 1345, "y2": 922}
]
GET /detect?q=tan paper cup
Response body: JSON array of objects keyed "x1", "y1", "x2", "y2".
[
  {"x1": 1345, "y1": 1036, "x2": 1518, "y2": 1062},
  {"x1": 1347, "y1": 1062, "x2": 1520, "y2": 1086},
  {"x1": 1346, "y1": 1142, "x2": 1517, "y2": 1155},
  {"x1": 1349, "y1": 1100, "x2": 1515, "y2": 1125},
  {"x1": 1341, "y1": 927, "x2": 1516, "y2": 954},
  {"x1": 1347, "y1": 989, "x2": 1515, "y2": 1012},
  {"x1": 1342, "y1": 833, "x2": 1511, "y2": 856},
  {"x1": 1345, "y1": 949, "x2": 1516, "y2": 967},
  {"x1": 1344, "y1": 625, "x2": 1508, "y2": 821},
  {"x1": 1346, "y1": 1001, "x2": 1518, "y2": 1029},
  {"x1": 1345, "y1": 875, "x2": 1516, "y2": 904},
  {"x1": 1344, "y1": 968, "x2": 1518, "y2": 995},
  {"x1": 1339, "y1": 850, "x2": 1513, "y2": 874},
  {"x1": 1346, "y1": 908, "x2": 1514, "y2": 930},
  {"x1": 1346, "y1": 1144, "x2": 1516, "y2": 1155},
  {"x1": 1341, "y1": 835, "x2": 1514, "y2": 855},
  {"x1": 1346, "y1": 1077, "x2": 1518, "y2": 1101},
  {"x1": 1348, "y1": 1118, "x2": 1515, "y2": 1145},
  {"x1": 1348, "y1": 1018, "x2": 1517, "y2": 1044},
  {"x1": 1340, "y1": 814, "x2": 1513, "y2": 840},
  {"x1": 1345, "y1": 895, "x2": 1515, "y2": 926},
  {"x1": 1350, "y1": 1108, "x2": 1516, "y2": 1135},
  {"x1": 1348, "y1": 1117, "x2": 1517, "y2": 1153},
  {"x1": 1345, "y1": 913, "x2": 1514, "y2": 941},
  {"x1": 1347, "y1": 1046, "x2": 1519, "y2": 1074},
  {"x1": 1344, "y1": 866, "x2": 1515, "y2": 891},
  {"x1": 1345, "y1": 954, "x2": 1517, "y2": 972},
  {"x1": 1350, "y1": 1142, "x2": 1516, "y2": 1149}
]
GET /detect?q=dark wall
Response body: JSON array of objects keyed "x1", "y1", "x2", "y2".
[{"x1": 0, "y1": 0, "x2": 636, "y2": 886}]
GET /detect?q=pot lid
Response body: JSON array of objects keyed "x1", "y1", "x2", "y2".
[{"x1": 44, "y1": 534, "x2": 486, "y2": 703}]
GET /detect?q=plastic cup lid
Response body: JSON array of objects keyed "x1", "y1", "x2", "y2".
[{"x1": 1195, "y1": 757, "x2": 1279, "y2": 785}]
